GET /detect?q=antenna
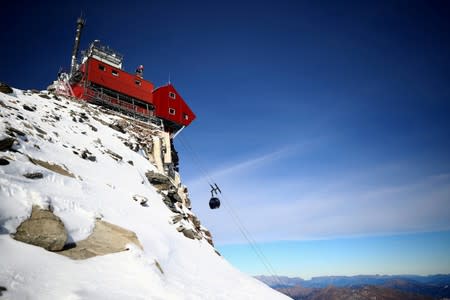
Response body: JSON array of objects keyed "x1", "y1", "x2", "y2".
[
  {"x1": 168, "y1": 72, "x2": 171, "y2": 84},
  {"x1": 70, "y1": 14, "x2": 86, "y2": 76}
]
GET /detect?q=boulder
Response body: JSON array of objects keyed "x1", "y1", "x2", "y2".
[
  {"x1": 0, "y1": 137, "x2": 16, "y2": 151},
  {"x1": 13, "y1": 206, "x2": 68, "y2": 251},
  {"x1": 58, "y1": 220, "x2": 143, "y2": 260},
  {"x1": 23, "y1": 172, "x2": 44, "y2": 179},
  {"x1": 181, "y1": 228, "x2": 201, "y2": 240},
  {"x1": 0, "y1": 158, "x2": 9, "y2": 165},
  {"x1": 145, "y1": 170, "x2": 173, "y2": 191}
]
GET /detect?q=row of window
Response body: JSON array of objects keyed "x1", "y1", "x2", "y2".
[{"x1": 168, "y1": 108, "x2": 189, "y2": 120}]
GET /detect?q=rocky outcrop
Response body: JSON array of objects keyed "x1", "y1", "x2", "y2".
[
  {"x1": 58, "y1": 220, "x2": 143, "y2": 260},
  {"x1": 145, "y1": 170, "x2": 174, "y2": 191},
  {"x1": 0, "y1": 82, "x2": 13, "y2": 94},
  {"x1": 13, "y1": 206, "x2": 68, "y2": 251}
]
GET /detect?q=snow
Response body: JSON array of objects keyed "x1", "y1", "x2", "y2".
[{"x1": 0, "y1": 89, "x2": 289, "y2": 299}]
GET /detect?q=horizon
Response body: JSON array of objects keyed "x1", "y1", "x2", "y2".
[{"x1": 1, "y1": 0, "x2": 449, "y2": 279}]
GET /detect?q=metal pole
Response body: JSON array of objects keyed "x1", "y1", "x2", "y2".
[{"x1": 70, "y1": 17, "x2": 85, "y2": 76}]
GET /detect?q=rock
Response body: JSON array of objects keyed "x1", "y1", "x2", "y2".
[
  {"x1": 38, "y1": 94, "x2": 51, "y2": 99},
  {"x1": 181, "y1": 228, "x2": 200, "y2": 240},
  {"x1": 0, "y1": 137, "x2": 15, "y2": 151},
  {"x1": 81, "y1": 150, "x2": 96, "y2": 161},
  {"x1": 23, "y1": 172, "x2": 44, "y2": 179},
  {"x1": 23, "y1": 104, "x2": 36, "y2": 112},
  {"x1": 0, "y1": 158, "x2": 10, "y2": 165},
  {"x1": 28, "y1": 157, "x2": 75, "y2": 178},
  {"x1": 88, "y1": 124, "x2": 98, "y2": 132},
  {"x1": 127, "y1": 160, "x2": 134, "y2": 165},
  {"x1": 0, "y1": 286, "x2": 6, "y2": 296},
  {"x1": 0, "y1": 82, "x2": 13, "y2": 94},
  {"x1": 188, "y1": 215, "x2": 201, "y2": 229},
  {"x1": 145, "y1": 171, "x2": 173, "y2": 191},
  {"x1": 105, "y1": 149, "x2": 122, "y2": 161},
  {"x1": 13, "y1": 206, "x2": 68, "y2": 251},
  {"x1": 109, "y1": 123, "x2": 126, "y2": 134},
  {"x1": 7, "y1": 127, "x2": 26, "y2": 137},
  {"x1": 171, "y1": 214, "x2": 184, "y2": 224},
  {"x1": 132, "y1": 195, "x2": 149, "y2": 206},
  {"x1": 58, "y1": 220, "x2": 143, "y2": 260}
]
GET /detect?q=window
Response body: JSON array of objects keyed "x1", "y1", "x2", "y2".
[
  {"x1": 98, "y1": 65, "x2": 106, "y2": 71},
  {"x1": 135, "y1": 80, "x2": 141, "y2": 86},
  {"x1": 169, "y1": 92, "x2": 176, "y2": 99},
  {"x1": 183, "y1": 113, "x2": 189, "y2": 120},
  {"x1": 169, "y1": 108, "x2": 176, "y2": 115},
  {"x1": 112, "y1": 70, "x2": 119, "y2": 76}
]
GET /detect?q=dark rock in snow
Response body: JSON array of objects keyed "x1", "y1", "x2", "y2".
[
  {"x1": 7, "y1": 127, "x2": 26, "y2": 137},
  {"x1": 109, "y1": 123, "x2": 126, "y2": 134},
  {"x1": 13, "y1": 205, "x2": 68, "y2": 251},
  {"x1": 81, "y1": 150, "x2": 96, "y2": 162},
  {"x1": 38, "y1": 94, "x2": 51, "y2": 99},
  {"x1": 0, "y1": 286, "x2": 7, "y2": 296},
  {"x1": 0, "y1": 137, "x2": 15, "y2": 151},
  {"x1": 127, "y1": 160, "x2": 134, "y2": 165},
  {"x1": 23, "y1": 172, "x2": 44, "y2": 179},
  {"x1": 105, "y1": 149, "x2": 122, "y2": 161},
  {"x1": 23, "y1": 104, "x2": 36, "y2": 112},
  {"x1": 89, "y1": 124, "x2": 98, "y2": 132},
  {"x1": 0, "y1": 82, "x2": 13, "y2": 94},
  {"x1": 0, "y1": 158, "x2": 10, "y2": 165}
]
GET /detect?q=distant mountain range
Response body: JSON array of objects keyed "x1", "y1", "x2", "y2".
[{"x1": 255, "y1": 274, "x2": 450, "y2": 299}]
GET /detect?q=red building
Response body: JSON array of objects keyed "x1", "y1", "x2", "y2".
[
  {"x1": 152, "y1": 84, "x2": 196, "y2": 133},
  {"x1": 70, "y1": 41, "x2": 195, "y2": 134}
]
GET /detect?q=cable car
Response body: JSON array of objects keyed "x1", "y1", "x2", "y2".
[
  {"x1": 209, "y1": 197, "x2": 220, "y2": 209},
  {"x1": 209, "y1": 183, "x2": 221, "y2": 210}
]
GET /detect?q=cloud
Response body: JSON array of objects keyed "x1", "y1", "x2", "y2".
[{"x1": 187, "y1": 153, "x2": 450, "y2": 245}]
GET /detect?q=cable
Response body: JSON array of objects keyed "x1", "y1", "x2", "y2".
[{"x1": 176, "y1": 135, "x2": 288, "y2": 288}]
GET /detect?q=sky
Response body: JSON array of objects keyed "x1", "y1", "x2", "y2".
[{"x1": 1, "y1": 0, "x2": 449, "y2": 279}]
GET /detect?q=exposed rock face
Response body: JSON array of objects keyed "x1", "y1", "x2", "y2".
[
  {"x1": 58, "y1": 220, "x2": 143, "y2": 260},
  {"x1": 13, "y1": 206, "x2": 68, "y2": 251},
  {"x1": 145, "y1": 170, "x2": 173, "y2": 191},
  {"x1": 0, "y1": 82, "x2": 13, "y2": 94}
]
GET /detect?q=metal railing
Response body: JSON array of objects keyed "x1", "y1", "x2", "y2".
[{"x1": 82, "y1": 86, "x2": 162, "y2": 127}]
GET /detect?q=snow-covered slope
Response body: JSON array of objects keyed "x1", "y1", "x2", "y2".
[{"x1": 0, "y1": 87, "x2": 289, "y2": 299}]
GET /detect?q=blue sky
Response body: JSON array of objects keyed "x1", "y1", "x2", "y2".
[{"x1": 1, "y1": 0, "x2": 449, "y2": 278}]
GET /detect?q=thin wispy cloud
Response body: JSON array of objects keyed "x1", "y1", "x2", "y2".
[{"x1": 186, "y1": 138, "x2": 323, "y2": 188}]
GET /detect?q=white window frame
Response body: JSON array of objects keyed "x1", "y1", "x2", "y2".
[
  {"x1": 169, "y1": 92, "x2": 176, "y2": 99},
  {"x1": 169, "y1": 108, "x2": 176, "y2": 115},
  {"x1": 112, "y1": 70, "x2": 119, "y2": 77}
]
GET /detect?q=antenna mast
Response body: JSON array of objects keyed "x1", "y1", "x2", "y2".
[{"x1": 70, "y1": 16, "x2": 85, "y2": 76}]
